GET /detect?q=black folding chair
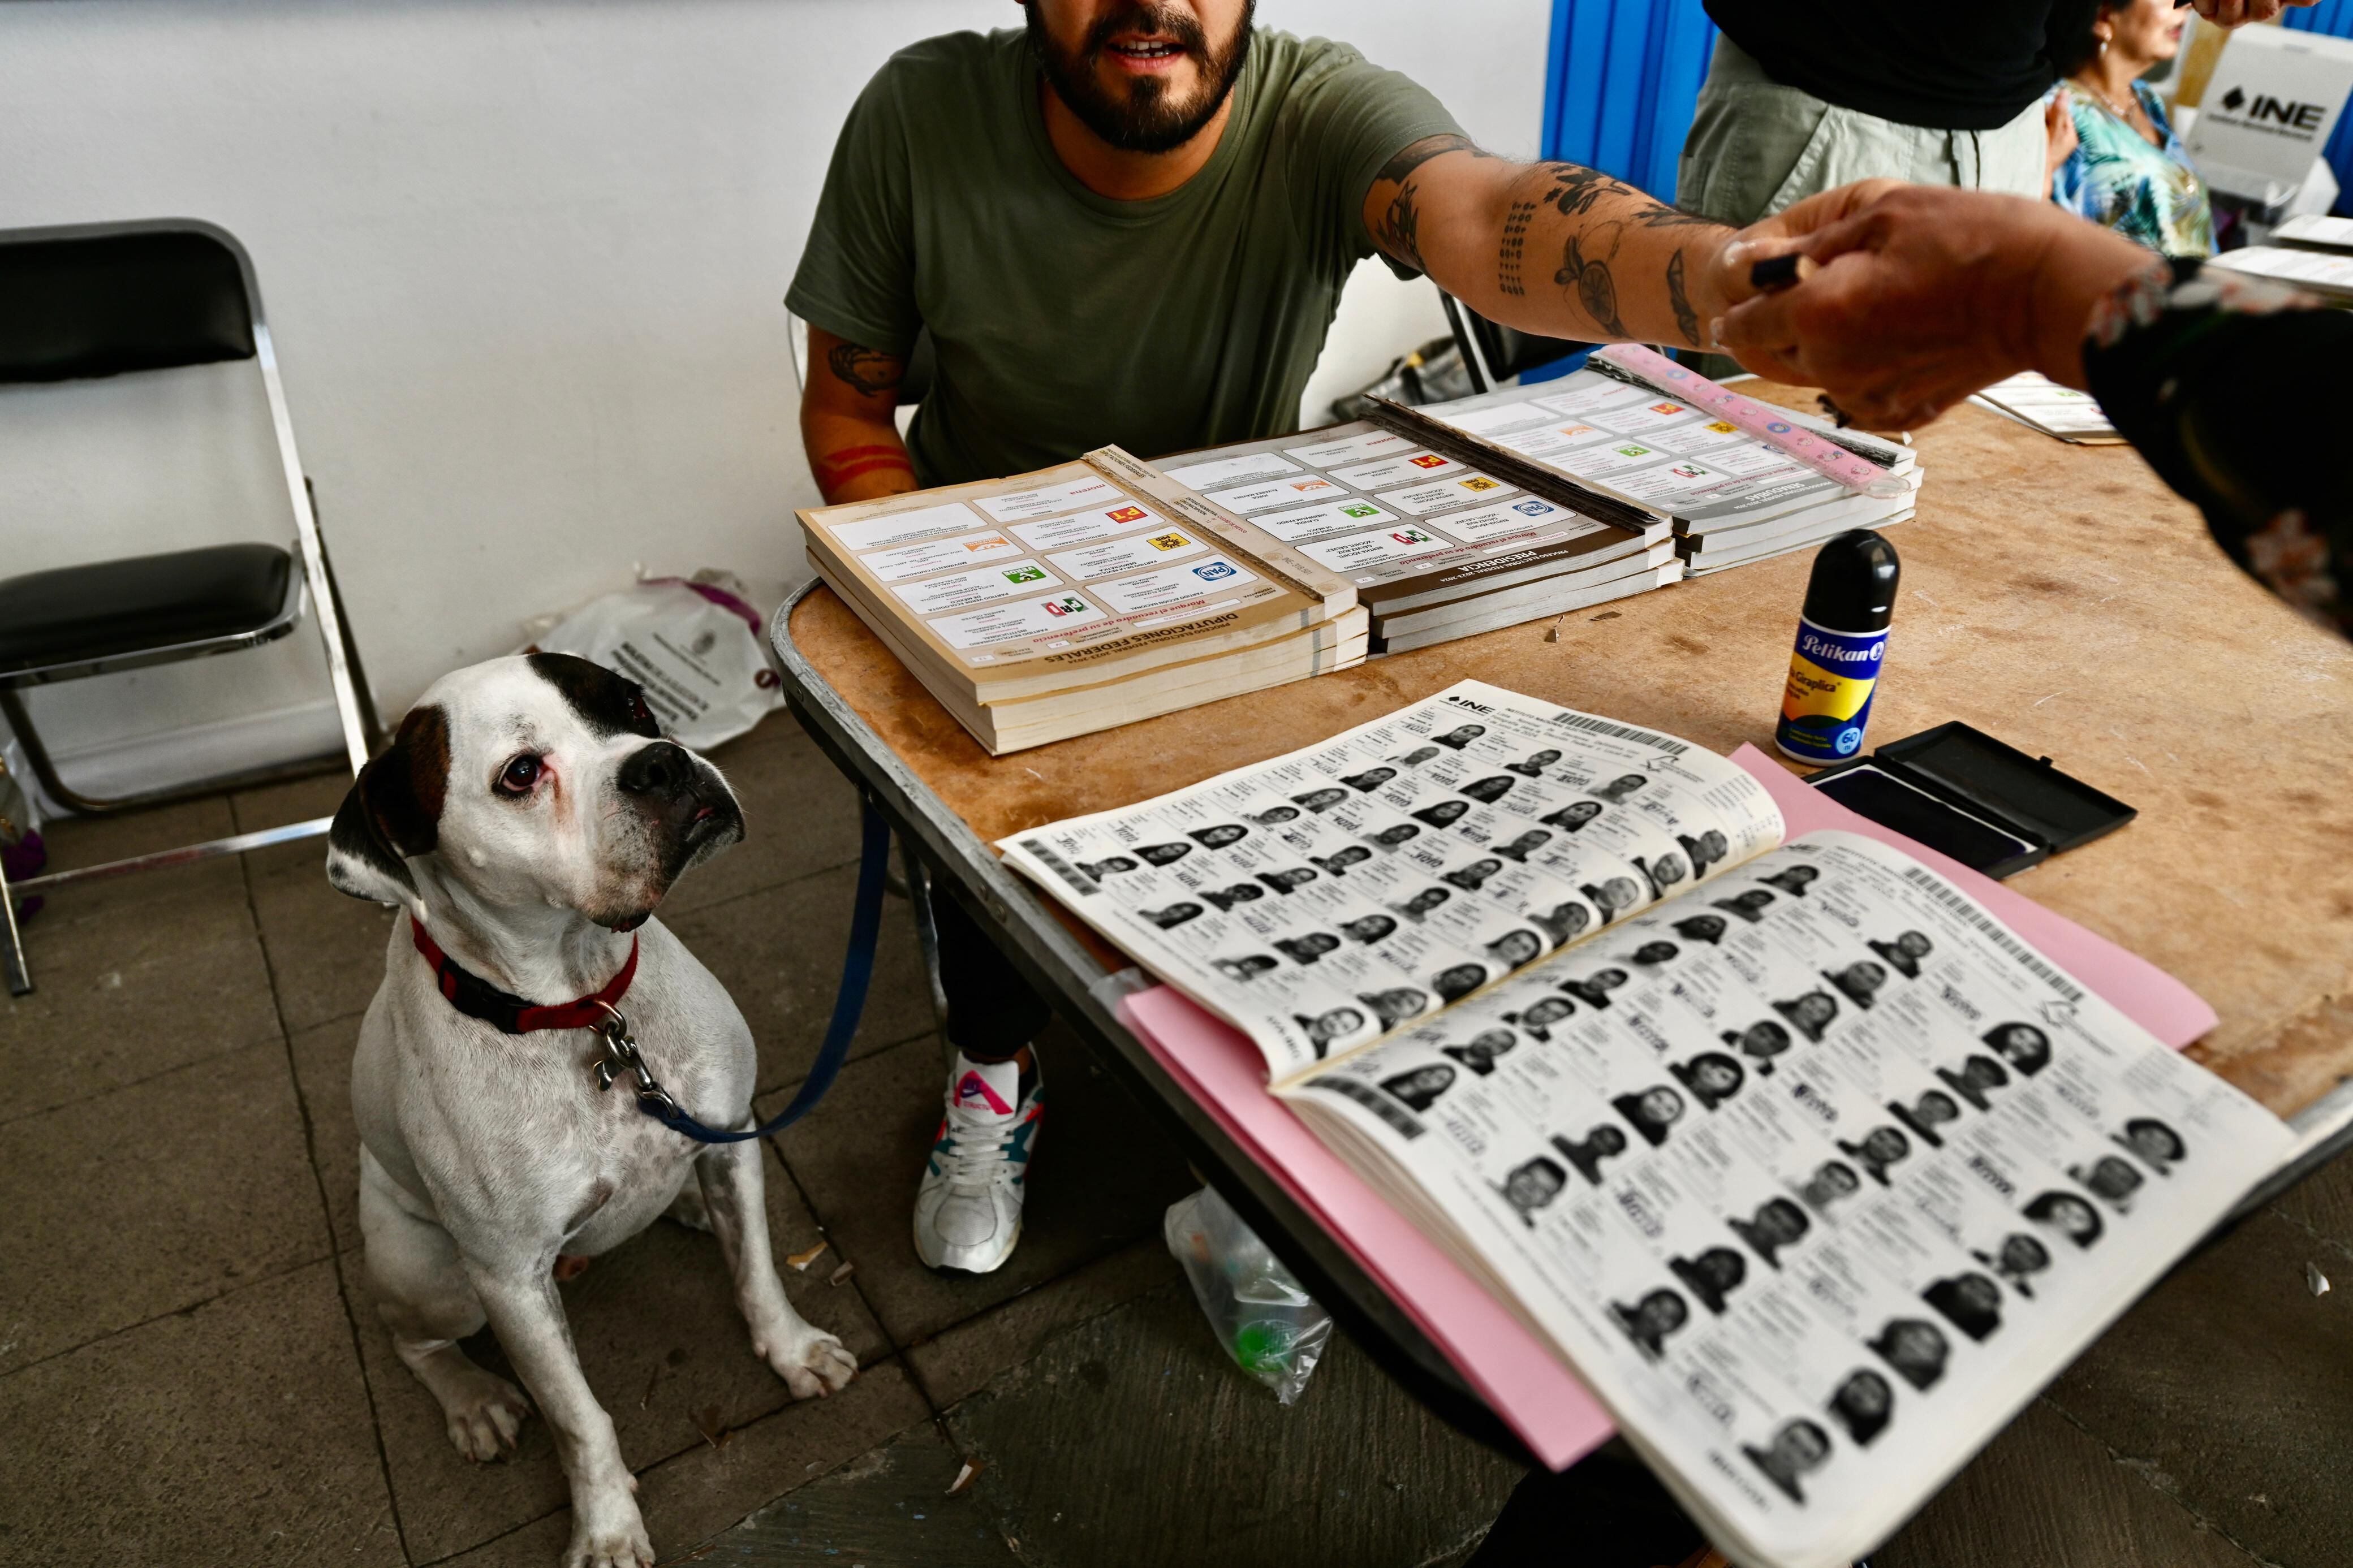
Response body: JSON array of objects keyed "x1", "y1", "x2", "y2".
[
  {"x1": 0, "y1": 219, "x2": 377, "y2": 996},
  {"x1": 1440, "y1": 292, "x2": 1589, "y2": 394}
]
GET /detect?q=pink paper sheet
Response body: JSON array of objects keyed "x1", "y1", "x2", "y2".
[{"x1": 1119, "y1": 745, "x2": 2213, "y2": 1468}]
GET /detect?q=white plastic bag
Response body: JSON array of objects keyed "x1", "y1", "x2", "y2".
[
  {"x1": 530, "y1": 573, "x2": 782, "y2": 750},
  {"x1": 1164, "y1": 1186, "x2": 1333, "y2": 1405}
]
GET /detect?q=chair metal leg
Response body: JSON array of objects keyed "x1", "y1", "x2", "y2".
[
  {"x1": 257, "y1": 326, "x2": 369, "y2": 777},
  {"x1": 0, "y1": 685, "x2": 342, "y2": 815},
  {"x1": 305, "y1": 479, "x2": 383, "y2": 755},
  {"x1": 0, "y1": 846, "x2": 30, "y2": 997}
]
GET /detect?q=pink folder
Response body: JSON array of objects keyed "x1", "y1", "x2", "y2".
[{"x1": 1118, "y1": 744, "x2": 2213, "y2": 1468}]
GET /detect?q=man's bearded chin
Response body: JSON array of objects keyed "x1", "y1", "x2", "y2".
[{"x1": 1029, "y1": 1, "x2": 1255, "y2": 155}]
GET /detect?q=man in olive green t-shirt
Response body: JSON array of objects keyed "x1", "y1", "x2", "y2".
[{"x1": 788, "y1": 0, "x2": 1785, "y2": 1278}]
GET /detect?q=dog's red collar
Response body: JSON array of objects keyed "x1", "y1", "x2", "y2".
[{"x1": 410, "y1": 917, "x2": 639, "y2": 1035}]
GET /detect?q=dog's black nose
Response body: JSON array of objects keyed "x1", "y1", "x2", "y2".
[{"x1": 618, "y1": 741, "x2": 695, "y2": 801}]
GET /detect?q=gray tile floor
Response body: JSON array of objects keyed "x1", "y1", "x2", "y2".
[{"x1": 4, "y1": 712, "x2": 2351, "y2": 1567}]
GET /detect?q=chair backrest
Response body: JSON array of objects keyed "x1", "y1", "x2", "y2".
[
  {"x1": 0, "y1": 223, "x2": 255, "y2": 386},
  {"x1": 1441, "y1": 295, "x2": 1587, "y2": 394}
]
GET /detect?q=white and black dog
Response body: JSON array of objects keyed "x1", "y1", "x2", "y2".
[{"x1": 327, "y1": 654, "x2": 855, "y2": 1568}]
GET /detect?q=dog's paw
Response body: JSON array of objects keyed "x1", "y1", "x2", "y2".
[
  {"x1": 442, "y1": 1367, "x2": 531, "y2": 1462},
  {"x1": 563, "y1": 1491, "x2": 653, "y2": 1568},
  {"x1": 756, "y1": 1321, "x2": 858, "y2": 1400}
]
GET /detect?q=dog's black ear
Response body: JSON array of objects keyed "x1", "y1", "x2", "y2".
[{"x1": 326, "y1": 704, "x2": 450, "y2": 910}]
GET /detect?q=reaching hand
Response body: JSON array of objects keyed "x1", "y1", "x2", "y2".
[
  {"x1": 2192, "y1": 0, "x2": 2319, "y2": 24},
  {"x1": 2044, "y1": 89, "x2": 2079, "y2": 185},
  {"x1": 1709, "y1": 184, "x2": 2156, "y2": 429}
]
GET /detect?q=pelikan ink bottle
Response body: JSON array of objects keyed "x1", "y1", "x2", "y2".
[{"x1": 1777, "y1": 530, "x2": 1901, "y2": 764}]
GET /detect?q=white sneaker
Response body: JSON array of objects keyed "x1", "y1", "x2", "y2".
[{"x1": 912, "y1": 1052, "x2": 1043, "y2": 1274}]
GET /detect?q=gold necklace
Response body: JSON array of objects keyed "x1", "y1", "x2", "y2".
[{"x1": 2071, "y1": 74, "x2": 2144, "y2": 124}]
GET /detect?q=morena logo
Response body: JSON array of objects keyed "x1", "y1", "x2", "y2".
[{"x1": 2217, "y1": 84, "x2": 2326, "y2": 131}]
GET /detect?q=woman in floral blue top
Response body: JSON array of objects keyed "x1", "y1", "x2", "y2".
[{"x1": 2046, "y1": 0, "x2": 2216, "y2": 256}]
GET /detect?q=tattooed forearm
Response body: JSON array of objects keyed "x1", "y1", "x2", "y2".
[
  {"x1": 1557, "y1": 231, "x2": 1628, "y2": 338},
  {"x1": 1380, "y1": 180, "x2": 1426, "y2": 271},
  {"x1": 1374, "y1": 133, "x2": 1494, "y2": 188},
  {"x1": 1498, "y1": 200, "x2": 1535, "y2": 297},
  {"x1": 825, "y1": 342, "x2": 902, "y2": 399},
  {"x1": 1533, "y1": 163, "x2": 1716, "y2": 230},
  {"x1": 1538, "y1": 164, "x2": 1628, "y2": 219},
  {"x1": 1665, "y1": 249, "x2": 1701, "y2": 347}
]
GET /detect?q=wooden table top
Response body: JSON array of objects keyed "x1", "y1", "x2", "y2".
[{"x1": 787, "y1": 390, "x2": 2353, "y2": 1121}]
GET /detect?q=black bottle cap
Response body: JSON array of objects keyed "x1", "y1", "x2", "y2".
[{"x1": 1800, "y1": 530, "x2": 1901, "y2": 633}]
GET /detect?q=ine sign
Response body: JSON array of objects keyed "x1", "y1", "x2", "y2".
[{"x1": 2186, "y1": 24, "x2": 2353, "y2": 208}]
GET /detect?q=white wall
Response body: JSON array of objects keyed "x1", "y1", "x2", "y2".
[{"x1": 0, "y1": 0, "x2": 1549, "y2": 787}]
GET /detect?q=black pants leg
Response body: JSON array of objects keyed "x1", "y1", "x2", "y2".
[
  {"x1": 1464, "y1": 1442, "x2": 1706, "y2": 1568},
  {"x1": 931, "y1": 883, "x2": 1054, "y2": 1064}
]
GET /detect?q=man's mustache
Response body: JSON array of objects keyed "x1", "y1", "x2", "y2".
[{"x1": 1084, "y1": 3, "x2": 1209, "y2": 58}]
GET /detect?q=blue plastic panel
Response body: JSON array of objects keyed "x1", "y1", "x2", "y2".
[{"x1": 1541, "y1": 0, "x2": 1718, "y2": 203}]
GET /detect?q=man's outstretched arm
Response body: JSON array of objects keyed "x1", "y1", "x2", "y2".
[
  {"x1": 1363, "y1": 134, "x2": 1739, "y2": 351},
  {"x1": 799, "y1": 325, "x2": 919, "y2": 504}
]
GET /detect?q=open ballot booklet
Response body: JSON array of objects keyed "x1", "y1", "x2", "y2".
[
  {"x1": 998, "y1": 681, "x2": 2287, "y2": 1568},
  {"x1": 800, "y1": 446, "x2": 1366, "y2": 754}
]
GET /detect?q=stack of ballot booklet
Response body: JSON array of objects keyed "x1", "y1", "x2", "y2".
[
  {"x1": 997, "y1": 681, "x2": 2287, "y2": 1568},
  {"x1": 2207, "y1": 222, "x2": 2353, "y2": 304},
  {"x1": 799, "y1": 446, "x2": 1366, "y2": 754},
  {"x1": 1967, "y1": 371, "x2": 2121, "y2": 444},
  {"x1": 1376, "y1": 348, "x2": 1920, "y2": 581}
]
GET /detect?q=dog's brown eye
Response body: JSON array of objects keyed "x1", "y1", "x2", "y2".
[{"x1": 497, "y1": 754, "x2": 544, "y2": 795}]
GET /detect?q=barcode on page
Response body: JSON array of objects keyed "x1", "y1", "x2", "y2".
[
  {"x1": 1018, "y1": 839, "x2": 1100, "y2": 897},
  {"x1": 1899, "y1": 865, "x2": 2082, "y2": 1004},
  {"x1": 1549, "y1": 712, "x2": 1688, "y2": 754}
]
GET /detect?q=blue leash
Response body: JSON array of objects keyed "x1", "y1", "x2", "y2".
[{"x1": 594, "y1": 800, "x2": 891, "y2": 1143}]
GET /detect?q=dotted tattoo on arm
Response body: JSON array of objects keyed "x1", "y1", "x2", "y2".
[{"x1": 1499, "y1": 200, "x2": 1536, "y2": 298}]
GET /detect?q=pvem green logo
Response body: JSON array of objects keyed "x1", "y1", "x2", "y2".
[{"x1": 1002, "y1": 565, "x2": 1047, "y2": 584}]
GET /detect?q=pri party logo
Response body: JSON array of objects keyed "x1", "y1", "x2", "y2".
[{"x1": 1042, "y1": 595, "x2": 1089, "y2": 616}]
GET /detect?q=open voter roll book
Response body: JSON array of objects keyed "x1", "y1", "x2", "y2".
[{"x1": 997, "y1": 681, "x2": 2287, "y2": 1568}]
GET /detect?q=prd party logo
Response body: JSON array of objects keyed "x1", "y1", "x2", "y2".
[
  {"x1": 1146, "y1": 532, "x2": 1190, "y2": 551},
  {"x1": 1462, "y1": 476, "x2": 1501, "y2": 492}
]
